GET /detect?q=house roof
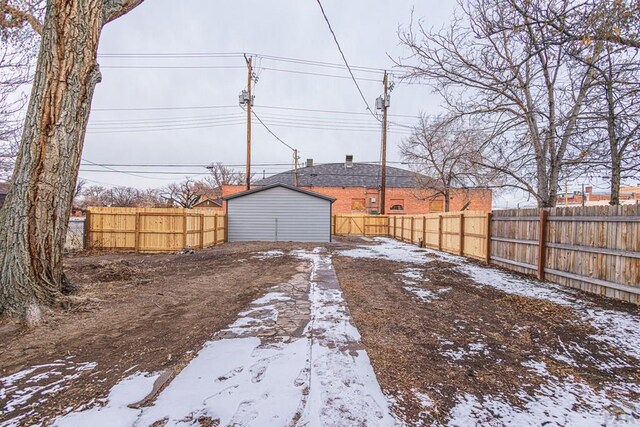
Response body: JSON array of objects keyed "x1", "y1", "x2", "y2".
[
  {"x1": 194, "y1": 196, "x2": 223, "y2": 207},
  {"x1": 253, "y1": 162, "x2": 423, "y2": 188},
  {"x1": 223, "y1": 183, "x2": 336, "y2": 202}
]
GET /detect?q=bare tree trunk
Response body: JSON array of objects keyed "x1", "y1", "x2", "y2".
[
  {"x1": 0, "y1": 0, "x2": 143, "y2": 321},
  {"x1": 610, "y1": 158, "x2": 622, "y2": 206},
  {"x1": 444, "y1": 189, "x2": 450, "y2": 212}
]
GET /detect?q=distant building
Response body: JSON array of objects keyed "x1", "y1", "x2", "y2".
[
  {"x1": 556, "y1": 185, "x2": 640, "y2": 206},
  {"x1": 193, "y1": 195, "x2": 224, "y2": 211},
  {"x1": 221, "y1": 156, "x2": 492, "y2": 214},
  {"x1": 0, "y1": 182, "x2": 9, "y2": 208}
]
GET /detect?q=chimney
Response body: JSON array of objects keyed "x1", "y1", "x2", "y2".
[
  {"x1": 306, "y1": 158, "x2": 313, "y2": 168},
  {"x1": 345, "y1": 154, "x2": 354, "y2": 169},
  {"x1": 585, "y1": 186, "x2": 592, "y2": 194}
]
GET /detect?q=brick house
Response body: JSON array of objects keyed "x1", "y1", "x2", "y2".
[
  {"x1": 556, "y1": 185, "x2": 640, "y2": 206},
  {"x1": 222, "y1": 157, "x2": 492, "y2": 214}
]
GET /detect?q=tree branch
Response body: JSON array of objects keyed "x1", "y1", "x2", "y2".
[
  {"x1": 0, "y1": 1, "x2": 43, "y2": 34},
  {"x1": 103, "y1": 0, "x2": 144, "y2": 26}
]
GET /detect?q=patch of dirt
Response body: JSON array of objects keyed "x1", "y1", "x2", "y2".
[
  {"x1": 333, "y1": 254, "x2": 640, "y2": 425},
  {"x1": 0, "y1": 242, "x2": 320, "y2": 425}
]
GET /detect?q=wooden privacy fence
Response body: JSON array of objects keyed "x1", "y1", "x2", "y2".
[
  {"x1": 332, "y1": 212, "x2": 491, "y2": 262},
  {"x1": 85, "y1": 207, "x2": 226, "y2": 253},
  {"x1": 333, "y1": 206, "x2": 640, "y2": 304},
  {"x1": 491, "y1": 205, "x2": 640, "y2": 304}
]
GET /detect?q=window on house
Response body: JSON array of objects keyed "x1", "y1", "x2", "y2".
[
  {"x1": 351, "y1": 198, "x2": 366, "y2": 211},
  {"x1": 429, "y1": 199, "x2": 444, "y2": 212},
  {"x1": 390, "y1": 199, "x2": 404, "y2": 211}
]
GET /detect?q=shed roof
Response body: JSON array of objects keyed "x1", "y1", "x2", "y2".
[{"x1": 223, "y1": 183, "x2": 336, "y2": 202}]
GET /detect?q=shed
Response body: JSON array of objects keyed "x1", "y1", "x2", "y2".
[{"x1": 224, "y1": 184, "x2": 335, "y2": 242}]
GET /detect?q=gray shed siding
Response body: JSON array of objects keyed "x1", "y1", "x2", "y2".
[{"x1": 227, "y1": 186, "x2": 331, "y2": 242}]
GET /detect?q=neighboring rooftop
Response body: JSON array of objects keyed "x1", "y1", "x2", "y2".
[
  {"x1": 254, "y1": 159, "x2": 423, "y2": 189},
  {"x1": 224, "y1": 183, "x2": 336, "y2": 202}
]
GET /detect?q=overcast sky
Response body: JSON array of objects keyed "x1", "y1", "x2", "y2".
[{"x1": 81, "y1": 0, "x2": 528, "y2": 208}]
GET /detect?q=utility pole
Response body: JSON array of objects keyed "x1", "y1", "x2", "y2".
[
  {"x1": 377, "y1": 71, "x2": 389, "y2": 214},
  {"x1": 245, "y1": 55, "x2": 253, "y2": 190},
  {"x1": 564, "y1": 179, "x2": 568, "y2": 207},
  {"x1": 293, "y1": 149, "x2": 299, "y2": 187}
]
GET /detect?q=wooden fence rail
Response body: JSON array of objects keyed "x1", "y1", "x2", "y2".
[
  {"x1": 86, "y1": 207, "x2": 226, "y2": 253},
  {"x1": 332, "y1": 212, "x2": 490, "y2": 261},
  {"x1": 333, "y1": 205, "x2": 640, "y2": 304}
]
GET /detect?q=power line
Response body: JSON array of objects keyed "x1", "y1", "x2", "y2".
[
  {"x1": 90, "y1": 102, "x2": 419, "y2": 118},
  {"x1": 79, "y1": 160, "x2": 413, "y2": 168},
  {"x1": 260, "y1": 67, "x2": 381, "y2": 83},
  {"x1": 86, "y1": 120, "x2": 246, "y2": 134},
  {"x1": 92, "y1": 104, "x2": 237, "y2": 112},
  {"x1": 314, "y1": 0, "x2": 380, "y2": 122},
  {"x1": 101, "y1": 65, "x2": 246, "y2": 70},
  {"x1": 252, "y1": 110, "x2": 296, "y2": 151},
  {"x1": 79, "y1": 169, "x2": 418, "y2": 178},
  {"x1": 98, "y1": 51, "x2": 398, "y2": 75},
  {"x1": 81, "y1": 158, "x2": 179, "y2": 180}
]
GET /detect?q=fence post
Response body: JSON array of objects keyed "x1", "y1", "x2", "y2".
[
  {"x1": 332, "y1": 215, "x2": 336, "y2": 235},
  {"x1": 438, "y1": 214, "x2": 443, "y2": 251},
  {"x1": 393, "y1": 216, "x2": 397, "y2": 238},
  {"x1": 134, "y1": 212, "x2": 141, "y2": 253},
  {"x1": 459, "y1": 212, "x2": 465, "y2": 256},
  {"x1": 84, "y1": 210, "x2": 91, "y2": 250},
  {"x1": 213, "y1": 213, "x2": 218, "y2": 245},
  {"x1": 410, "y1": 217, "x2": 415, "y2": 244},
  {"x1": 224, "y1": 213, "x2": 228, "y2": 242},
  {"x1": 538, "y1": 209, "x2": 548, "y2": 280},
  {"x1": 402, "y1": 216, "x2": 406, "y2": 242},
  {"x1": 183, "y1": 212, "x2": 188, "y2": 249},
  {"x1": 422, "y1": 216, "x2": 427, "y2": 248},
  {"x1": 200, "y1": 213, "x2": 205, "y2": 248},
  {"x1": 485, "y1": 212, "x2": 492, "y2": 264}
]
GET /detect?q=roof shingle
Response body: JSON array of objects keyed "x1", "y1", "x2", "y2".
[{"x1": 254, "y1": 163, "x2": 421, "y2": 188}]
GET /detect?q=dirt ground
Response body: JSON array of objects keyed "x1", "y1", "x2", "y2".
[
  {"x1": 0, "y1": 242, "x2": 323, "y2": 425},
  {"x1": 333, "y1": 240, "x2": 640, "y2": 425},
  {"x1": 2, "y1": 237, "x2": 639, "y2": 426}
]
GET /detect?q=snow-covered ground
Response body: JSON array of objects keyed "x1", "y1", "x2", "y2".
[
  {"x1": 3, "y1": 238, "x2": 638, "y2": 426},
  {"x1": 339, "y1": 237, "x2": 640, "y2": 426},
  {"x1": 52, "y1": 248, "x2": 397, "y2": 427},
  {"x1": 0, "y1": 359, "x2": 97, "y2": 426}
]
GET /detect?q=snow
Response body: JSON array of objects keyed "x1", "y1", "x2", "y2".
[
  {"x1": 338, "y1": 239, "x2": 440, "y2": 264},
  {"x1": 54, "y1": 248, "x2": 397, "y2": 427},
  {"x1": 340, "y1": 237, "x2": 640, "y2": 426},
  {"x1": 0, "y1": 359, "x2": 97, "y2": 426},
  {"x1": 448, "y1": 360, "x2": 639, "y2": 427},
  {"x1": 344, "y1": 238, "x2": 640, "y2": 363},
  {"x1": 55, "y1": 373, "x2": 159, "y2": 427},
  {"x1": 251, "y1": 250, "x2": 285, "y2": 260}
]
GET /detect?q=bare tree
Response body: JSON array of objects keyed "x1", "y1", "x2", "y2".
[
  {"x1": 402, "y1": 115, "x2": 498, "y2": 211},
  {"x1": 0, "y1": 1, "x2": 44, "y2": 179},
  {"x1": 0, "y1": 0, "x2": 145, "y2": 321},
  {"x1": 162, "y1": 178, "x2": 201, "y2": 208},
  {"x1": 108, "y1": 186, "x2": 140, "y2": 207},
  {"x1": 206, "y1": 162, "x2": 246, "y2": 190},
  {"x1": 137, "y1": 188, "x2": 165, "y2": 208},
  {"x1": 529, "y1": 0, "x2": 640, "y2": 49},
  {"x1": 78, "y1": 185, "x2": 109, "y2": 208},
  {"x1": 576, "y1": 43, "x2": 640, "y2": 204},
  {"x1": 397, "y1": 0, "x2": 603, "y2": 207}
]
